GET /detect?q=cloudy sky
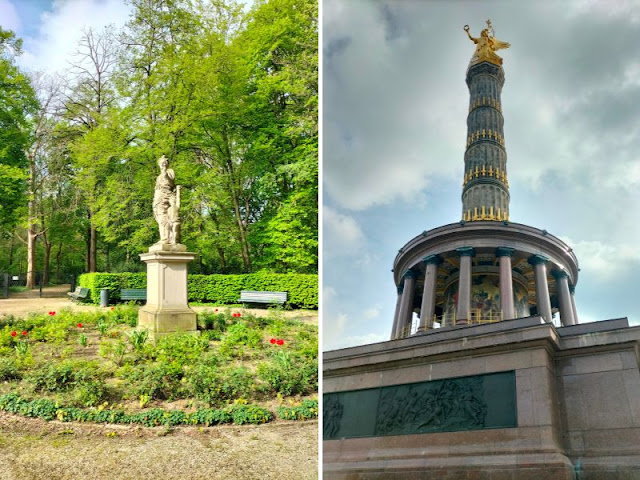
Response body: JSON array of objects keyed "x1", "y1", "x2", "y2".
[
  {"x1": 323, "y1": 0, "x2": 640, "y2": 350},
  {"x1": 0, "y1": 0, "x2": 132, "y2": 73}
]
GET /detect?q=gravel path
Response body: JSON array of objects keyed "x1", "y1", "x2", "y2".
[
  {"x1": 0, "y1": 285, "x2": 318, "y2": 324},
  {"x1": 0, "y1": 412, "x2": 318, "y2": 479}
]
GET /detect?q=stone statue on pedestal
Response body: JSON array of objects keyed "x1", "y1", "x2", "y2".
[
  {"x1": 140, "y1": 155, "x2": 196, "y2": 336},
  {"x1": 153, "y1": 155, "x2": 181, "y2": 245}
]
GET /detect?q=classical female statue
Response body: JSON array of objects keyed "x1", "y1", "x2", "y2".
[
  {"x1": 153, "y1": 155, "x2": 181, "y2": 244},
  {"x1": 464, "y1": 20, "x2": 510, "y2": 67}
]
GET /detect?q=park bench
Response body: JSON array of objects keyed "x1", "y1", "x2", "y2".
[
  {"x1": 238, "y1": 290, "x2": 287, "y2": 306},
  {"x1": 120, "y1": 288, "x2": 147, "y2": 302},
  {"x1": 68, "y1": 287, "x2": 90, "y2": 302}
]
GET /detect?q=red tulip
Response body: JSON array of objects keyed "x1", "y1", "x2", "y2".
[
  {"x1": 21, "y1": 331, "x2": 27, "y2": 336},
  {"x1": 10, "y1": 331, "x2": 16, "y2": 337},
  {"x1": 110, "y1": 307, "x2": 115, "y2": 311},
  {"x1": 270, "y1": 338, "x2": 276, "y2": 344},
  {"x1": 237, "y1": 313, "x2": 241, "y2": 318},
  {"x1": 276, "y1": 339, "x2": 284, "y2": 346},
  {"x1": 215, "y1": 309, "x2": 218, "y2": 312},
  {"x1": 49, "y1": 311, "x2": 56, "y2": 316},
  {"x1": 77, "y1": 323, "x2": 83, "y2": 328}
]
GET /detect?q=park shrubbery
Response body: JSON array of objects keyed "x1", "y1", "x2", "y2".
[
  {"x1": 0, "y1": 307, "x2": 317, "y2": 427},
  {"x1": 78, "y1": 272, "x2": 318, "y2": 309}
]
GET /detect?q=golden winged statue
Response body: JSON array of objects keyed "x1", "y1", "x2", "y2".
[{"x1": 464, "y1": 20, "x2": 510, "y2": 67}]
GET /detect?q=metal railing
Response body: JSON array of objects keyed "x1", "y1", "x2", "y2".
[{"x1": 400, "y1": 308, "x2": 505, "y2": 338}]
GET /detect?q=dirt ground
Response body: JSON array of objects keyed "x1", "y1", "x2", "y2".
[
  {"x1": 0, "y1": 412, "x2": 318, "y2": 479},
  {"x1": 0, "y1": 285, "x2": 319, "y2": 479},
  {"x1": 0, "y1": 285, "x2": 318, "y2": 325}
]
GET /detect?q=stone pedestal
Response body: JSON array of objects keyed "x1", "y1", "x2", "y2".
[
  {"x1": 324, "y1": 317, "x2": 640, "y2": 479},
  {"x1": 138, "y1": 243, "x2": 197, "y2": 335}
]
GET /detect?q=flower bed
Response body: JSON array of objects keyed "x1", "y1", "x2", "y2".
[{"x1": 0, "y1": 307, "x2": 317, "y2": 427}]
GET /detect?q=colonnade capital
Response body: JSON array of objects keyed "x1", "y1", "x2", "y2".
[
  {"x1": 403, "y1": 269, "x2": 419, "y2": 279},
  {"x1": 496, "y1": 246, "x2": 515, "y2": 257},
  {"x1": 456, "y1": 246, "x2": 475, "y2": 257},
  {"x1": 528, "y1": 254, "x2": 549, "y2": 266},
  {"x1": 422, "y1": 254, "x2": 443, "y2": 265},
  {"x1": 552, "y1": 269, "x2": 569, "y2": 279}
]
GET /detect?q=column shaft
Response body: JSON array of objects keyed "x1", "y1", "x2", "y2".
[
  {"x1": 390, "y1": 287, "x2": 403, "y2": 340},
  {"x1": 418, "y1": 259, "x2": 439, "y2": 331},
  {"x1": 570, "y1": 286, "x2": 579, "y2": 325},
  {"x1": 497, "y1": 248, "x2": 515, "y2": 320},
  {"x1": 555, "y1": 273, "x2": 575, "y2": 326},
  {"x1": 530, "y1": 256, "x2": 552, "y2": 323},
  {"x1": 396, "y1": 273, "x2": 416, "y2": 338},
  {"x1": 456, "y1": 249, "x2": 474, "y2": 324}
]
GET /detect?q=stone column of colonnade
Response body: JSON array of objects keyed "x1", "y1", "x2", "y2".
[
  {"x1": 390, "y1": 285, "x2": 403, "y2": 340},
  {"x1": 569, "y1": 284, "x2": 579, "y2": 324},
  {"x1": 418, "y1": 255, "x2": 442, "y2": 332},
  {"x1": 395, "y1": 270, "x2": 417, "y2": 338},
  {"x1": 553, "y1": 270, "x2": 576, "y2": 326},
  {"x1": 528, "y1": 255, "x2": 553, "y2": 323},
  {"x1": 496, "y1": 247, "x2": 515, "y2": 320},
  {"x1": 456, "y1": 247, "x2": 474, "y2": 325}
]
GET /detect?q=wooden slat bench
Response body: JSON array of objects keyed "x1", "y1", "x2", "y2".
[
  {"x1": 68, "y1": 287, "x2": 90, "y2": 302},
  {"x1": 120, "y1": 288, "x2": 147, "y2": 302},
  {"x1": 238, "y1": 290, "x2": 287, "y2": 306}
]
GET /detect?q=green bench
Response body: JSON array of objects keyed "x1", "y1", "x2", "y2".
[
  {"x1": 238, "y1": 290, "x2": 287, "y2": 306},
  {"x1": 120, "y1": 289, "x2": 147, "y2": 302},
  {"x1": 68, "y1": 287, "x2": 90, "y2": 302}
]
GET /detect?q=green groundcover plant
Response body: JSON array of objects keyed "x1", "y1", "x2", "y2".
[{"x1": 0, "y1": 307, "x2": 317, "y2": 427}]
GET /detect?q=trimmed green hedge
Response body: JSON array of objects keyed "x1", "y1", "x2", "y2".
[
  {"x1": 78, "y1": 273, "x2": 146, "y2": 304},
  {"x1": 78, "y1": 272, "x2": 318, "y2": 309}
]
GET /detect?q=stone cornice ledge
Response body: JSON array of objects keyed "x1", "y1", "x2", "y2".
[{"x1": 324, "y1": 316, "x2": 559, "y2": 377}]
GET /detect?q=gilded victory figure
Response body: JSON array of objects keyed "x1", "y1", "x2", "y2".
[
  {"x1": 153, "y1": 155, "x2": 181, "y2": 245},
  {"x1": 463, "y1": 19, "x2": 510, "y2": 67}
]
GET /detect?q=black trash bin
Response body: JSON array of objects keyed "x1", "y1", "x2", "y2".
[{"x1": 100, "y1": 288, "x2": 109, "y2": 307}]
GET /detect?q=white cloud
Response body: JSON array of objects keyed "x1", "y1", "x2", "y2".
[
  {"x1": 0, "y1": 0, "x2": 21, "y2": 32},
  {"x1": 327, "y1": 332, "x2": 388, "y2": 350},
  {"x1": 363, "y1": 304, "x2": 381, "y2": 320},
  {"x1": 561, "y1": 237, "x2": 640, "y2": 279},
  {"x1": 18, "y1": 0, "x2": 132, "y2": 74},
  {"x1": 323, "y1": 206, "x2": 365, "y2": 257}
]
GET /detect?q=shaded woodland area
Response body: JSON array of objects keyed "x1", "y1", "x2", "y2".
[{"x1": 0, "y1": 0, "x2": 318, "y2": 288}]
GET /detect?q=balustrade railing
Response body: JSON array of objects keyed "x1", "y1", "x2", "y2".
[{"x1": 400, "y1": 308, "x2": 505, "y2": 338}]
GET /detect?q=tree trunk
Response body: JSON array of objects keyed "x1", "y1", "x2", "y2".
[
  {"x1": 89, "y1": 225, "x2": 97, "y2": 272},
  {"x1": 55, "y1": 242, "x2": 63, "y2": 284},
  {"x1": 86, "y1": 225, "x2": 91, "y2": 272},
  {"x1": 217, "y1": 247, "x2": 227, "y2": 272},
  {"x1": 26, "y1": 225, "x2": 37, "y2": 289},
  {"x1": 43, "y1": 240, "x2": 52, "y2": 285},
  {"x1": 220, "y1": 129, "x2": 251, "y2": 272},
  {"x1": 9, "y1": 235, "x2": 14, "y2": 267},
  {"x1": 26, "y1": 151, "x2": 38, "y2": 289}
]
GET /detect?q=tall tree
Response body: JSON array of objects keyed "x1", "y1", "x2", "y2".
[
  {"x1": 0, "y1": 28, "x2": 38, "y2": 284},
  {"x1": 60, "y1": 28, "x2": 119, "y2": 272}
]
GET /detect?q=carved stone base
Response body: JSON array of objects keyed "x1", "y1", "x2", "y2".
[
  {"x1": 138, "y1": 247, "x2": 197, "y2": 336},
  {"x1": 138, "y1": 305, "x2": 197, "y2": 336},
  {"x1": 324, "y1": 317, "x2": 640, "y2": 479},
  {"x1": 148, "y1": 242, "x2": 188, "y2": 253}
]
